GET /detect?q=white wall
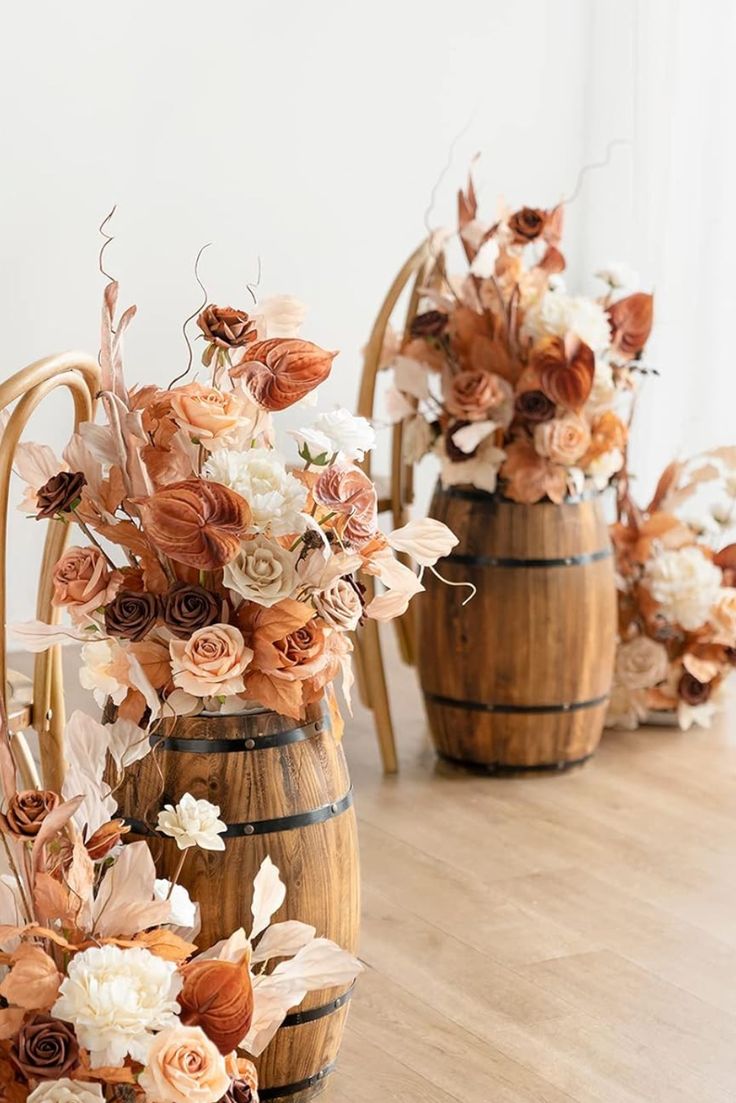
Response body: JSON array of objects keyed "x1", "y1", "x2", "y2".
[{"x1": 4, "y1": 0, "x2": 727, "y2": 625}]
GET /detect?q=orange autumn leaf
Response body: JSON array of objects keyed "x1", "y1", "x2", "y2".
[
  {"x1": 232, "y1": 338, "x2": 336, "y2": 411},
  {"x1": 581, "y1": 411, "x2": 628, "y2": 465},
  {"x1": 133, "y1": 929, "x2": 198, "y2": 963},
  {"x1": 128, "y1": 640, "x2": 171, "y2": 689},
  {"x1": 0, "y1": 943, "x2": 62, "y2": 1010},
  {"x1": 608, "y1": 292, "x2": 653, "y2": 359},
  {"x1": 91, "y1": 518, "x2": 169, "y2": 593},
  {"x1": 244, "y1": 669, "x2": 304, "y2": 719},
  {"x1": 500, "y1": 437, "x2": 567, "y2": 504}
]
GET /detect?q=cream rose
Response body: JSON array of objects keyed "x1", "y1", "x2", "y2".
[
  {"x1": 27, "y1": 1082, "x2": 104, "y2": 1103},
  {"x1": 534, "y1": 413, "x2": 591, "y2": 466},
  {"x1": 138, "y1": 1025, "x2": 230, "y2": 1103},
  {"x1": 313, "y1": 576, "x2": 363, "y2": 631},
  {"x1": 709, "y1": 586, "x2": 736, "y2": 646},
  {"x1": 52, "y1": 546, "x2": 121, "y2": 622},
  {"x1": 223, "y1": 536, "x2": 297, "y2": 607},
  {"x1": 170, "y1": 624, "x2": 253, "y2": 697},
  {"x1": 644, "y1": 546, "x2": 723, "y2": 631},
  {"x1": 169, "y1": 383, "x2": 246, "y2": 448},
  {"x1": 615, "y1": 636, "x2": 669, "y2": 690}
]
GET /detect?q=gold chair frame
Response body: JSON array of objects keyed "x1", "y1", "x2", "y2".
[
  {"x1": 1, "y1": 352, "x2": 100, "y2": 793},
  {"x1": 354, "y1": 237, "x2": 441, "y2": 772}
]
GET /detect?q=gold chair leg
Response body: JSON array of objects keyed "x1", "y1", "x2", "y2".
[
  {"x1": 10, "y1": 731, "x2": 40, "y2": 789},
  {"x1": 352, "y1": 633, "x2": 372, "y2": 710},
  {"x1": 361, "y1": 617, "x2": 398, "y2": 775}
]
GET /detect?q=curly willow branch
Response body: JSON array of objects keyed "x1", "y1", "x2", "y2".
[{"x1": 168, "y1": 242, "x2": 212, "y2": 390}]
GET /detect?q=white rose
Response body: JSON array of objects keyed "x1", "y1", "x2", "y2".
[
  {"x1": 314, "y1": 576, "x2": 363, "y2": 631},
  {"x1": 644, "y1": 545, "x2": 723, "y2": 631},
  {"x1": 224, "y1": 535, "x2": 297, "y2": 607},
  {"x1": 204, "y1": 448, "x2": 307, "y2": 536},
  {"x1": 615, "y1": 636, "x2": 669, "y2": 690},
  {"x1": 291, "y1": 408, "x2": 376, "y2": 463},
  {"x1": 28, "y1": 1081, "x2": 104, "y2": 1103},
  {"x1": 79, "y1": 638, "x2": 129, "y2": 708},
  {"x1": 157, "y1": 793, "x2": 227, "y2": 852},
  {"x1": 155, "y1": 879, "x2": 198, "y2": 928},
  {"x1": 523, "y1": 290, "x2": 612, "y2": 353},
  {"x1": 52, "y1": 945, "x2": 182, "y2": 1068}
]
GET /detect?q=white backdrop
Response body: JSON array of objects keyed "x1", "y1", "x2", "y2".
[{"x1": 2, "y1": 0, "x2": 734, "y2": 624}]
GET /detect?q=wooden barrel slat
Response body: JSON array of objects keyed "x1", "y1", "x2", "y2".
[
  {"x1": 418, "y1": 486, "x2": 617, "y2": 770},
  {"x1": 110, "y1": 698, "x2": 359, "y2": 1101}
]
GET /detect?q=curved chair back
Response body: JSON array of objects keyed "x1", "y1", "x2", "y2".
[{"x1": 0, "y1": 352, "x2": 100, "y2": 792}]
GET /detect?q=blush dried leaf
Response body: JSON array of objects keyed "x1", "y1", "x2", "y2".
[
  {"x1": 232, "y1": 338, "x2": 336, "y2": 411},
  {"x1": 0, "y1": 943, "x2": 62, "y2": 1010}
]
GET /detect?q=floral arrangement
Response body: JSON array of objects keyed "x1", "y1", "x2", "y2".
[
  {"x1": 0, "y1": 717, "x2": 362, "y2": 1102},
  {"x1": 607, "y1": 450, "x2": 736, "y2": 731},
  {"x1": 11, "y1": 271, "x2": 458, "y2": 728},
  {"x1": 385, "y1": 173, "x2": 654, "y2": 502}
]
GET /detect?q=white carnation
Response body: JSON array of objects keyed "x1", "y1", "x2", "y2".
[
  {"x1": 52, "y1": 945, "x2": 182, "y2": 1068},
  {"x1": 293, "y1": 408, "x2": 376, "y2": 462},
  {"x1": 644, "y1": 546, "x2": 723, "y2": 631},
  {"x1": 523, "y1": 290, "x2": 612, "y2": 353},
  {"x1": 205, "y1": 447, "x2": 307, "y2": 536},
  {"x1": 157, "y1": 793, "x2": 227, "y2": 851},
  {"x1": 28, "y1": 1082, "x2": 104, "y2": 1103}
]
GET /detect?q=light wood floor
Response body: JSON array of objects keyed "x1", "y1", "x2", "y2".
[
  {"x1": 334, "y1": 637, "x2": 736, "y2": 1103},
  {"x1": 10, "y1": 646, "x2": 736, "y2": 1102}
]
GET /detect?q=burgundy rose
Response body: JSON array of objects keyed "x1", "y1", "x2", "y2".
[
  {"x1": 514, "y1": 390, "x2": 556, "y2": 423},
  {"x1": 677, "y1": 671, "x2": 712, "y2": 706},
  {"x1": 104, "y1": 590, "x2": 160, "y2": 641},
  {"x1": 410, "y1": 310, "x2": 448, "y2": 339},
  {"x1": 508, "y1": 207, "x2": 546, "y2": 244},
  {"x1": 163, "y1": 582, "x2": 221, "y2": 639},
  {"x1": 13, "y1": 1014, "x2": 79, "y2": 1080},
  {"x1": 197, "y1": 305, "x2": 257, "y2": 350},
  {"x1": 36, "y1": 471, "x2": 86, "y2": 519}
]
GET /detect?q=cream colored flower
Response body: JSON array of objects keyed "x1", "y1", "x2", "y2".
[
  {"x1": 585, "y1": 447, "x2": 624, "y2": 490},
  {"x1": 52, "y1": 945, "x2": 181, "y2": 1068},
  {"x1": 644, "y1": 546, "x2": 723, "y2": 631},
  {"x1": 224, "y1": 536, "x2": 297, "y2": 608},
  {"x1": 79, "y1": 638, "x2": 129, "y2": 708},
  {"x1": 292, "y1": 408, "x2": 376, "y2": 463},
  {"x1": 604, "y1": 682, "x2": 647, "y2": 730},
  {"x1": 138, "y1": 1025, "x2": 230, "y2": 1103},
  {"x1": 170, "y1": 624, "x2": 252, "y2": 697},
  {"x1": 27, "y1": 1082, "x2": 104, "y2": 1103},
  {"x1": 534, "y1": 414, "x2": 591, "y2": 466},
  {"x1": 254, "y1": 294, "x2": 307, "y2": 338},
  {"x1": 313, "y1": 576, "x2": 363, "y2": 631},
  {"x1": 155, "y1": 879, "x2": 198, "y2": 928},
  {"x1": 157, "y1": 793, "x2": 227, "y2": 852},
  {"x1": 523, "y1": 290, "x2": 612, "y2": 353},
  {"x1": 204, "y1": 448, "x2": 307, "y2": 536},
  {"x1": 596, "y1": 261, "x2": 640, "y2": 291},
  {"x1": 709, "y1": 586, "x2": 736, "y2": 646},
  {"x1": 615, "y1": 636, "x2": 669, "y2": 690}
]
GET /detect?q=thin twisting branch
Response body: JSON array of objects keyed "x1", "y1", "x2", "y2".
[{"x1": 168, "y1": 243, "x2": 212, "y2": 389}]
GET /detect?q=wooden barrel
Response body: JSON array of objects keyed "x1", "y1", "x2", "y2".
[
  {"x1": 417, "y1": 485, "x2": 617, "y2": 771},
  {"x1": 112, "y1": 699, "x2": 359, "y2": 1102}
]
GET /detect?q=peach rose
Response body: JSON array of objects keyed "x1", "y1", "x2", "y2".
[
  {"x1": 444, "y1": 369, "x2": 511, "y2": 422},
  {"x1": 169, "y1": 383, "x2": 246, "y2": 448},
  {"x1": 170, "y1": 624, "x2": 253, "y2": 697},
  {"x1": 710, "y1": 587, "x2": 736, "y2": 646},
  {"x1": 138, "y1": 1025, "x2": 230, "y2": 1103},
  {"x1": 52, "y1": 546, "x2": 122, "y2": 622},
  {"x1": 534, "y1": 413, "x2": 591, "y2": 466},
  {"x1": 313, "y1": 463, "x2": 377, "y2": 548}
]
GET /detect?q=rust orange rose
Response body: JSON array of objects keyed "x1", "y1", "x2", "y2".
[
  {"x1": 508, "y1": 206, "x2": 547, "y2": 244},
  {"x1": 501, "y1": 437, "x2": 567, "y2": 504},
  {"x1": 170, "y1": 624, "x2": 253, "y2": 697},
  {"x1": 169, "y1": 382, "x2": 246, "y2": 446},
  {"x1": 531, "y1": 335, "x2": 595, "y2": 412},
  {"x1": 313, "y1": 463, "x2": 377, "y2": 548},
  {"x1": 231, "y1": 338, "x2": 336, "y2": 411},
  {"x1": 444, "y1": 369, "x2": 511, "y2": 422},
  {"x1": 52, "y1": 545, "x2": 122, "y2": 621},
  {"x1": 179, "y1": 958, "x2": 254, "y2": 1054},
  {"x1": 534, "y1": 413, "x2": 591, "y2": 466},
  {"x1": 136, "y1": 478, "x2": 251, "y2": 570}
]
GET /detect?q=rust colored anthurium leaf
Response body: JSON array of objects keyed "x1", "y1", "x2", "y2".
[
  {"x1": 532, "y1": 335, "x2": 594, "y2": 411},
  {"x1": 608, "y1": 292, "x2": 654, "y2": 359},
  {"x1": 231, "y1": 338, "x2": 336, "y2": 411},
  {"x1": 135, "y1": 478, "x2": 251, "y2": 570},
  {"x1": 179, "y1": 958, "x2": 254, "y2": 1054}
]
